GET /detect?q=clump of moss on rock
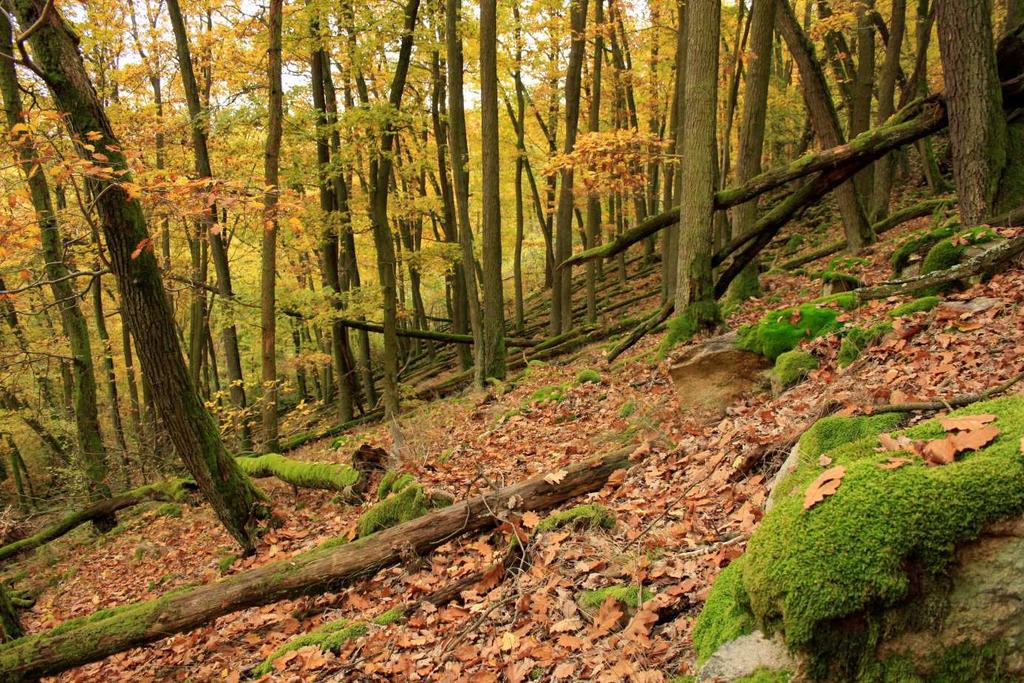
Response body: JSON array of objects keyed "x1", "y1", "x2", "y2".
[
  {"x1": 772, "y1": 350, "x2": 818, "y2": 390},
  {"x1": 692, "y1": 556, "x2": 755, "y2": 664},
  {"x1": 889, "y1": 296, "x2": 939, "y2": 318},
  {"x1": 536, "y1": 504, "x2": 616, "y2": 533},
  {"x1": 578, "y1": 584, "x2": 654, "y2": 612},
  {"x1": 377, "y1": 471, "x2": 416, "y2": 500},
  {"x1": 837, "y1": 323, "x2": 892, "y2": 368},
  {"x1": 920, "y1": 226, "x2": 1000, "y2": 278},
  {"x1": 356, "y1": 484, "x2": 451, "y2": 538},
  {"x1": 575, "y1": 368, "x2": 601, "y2": 385},
  {"x1": 736, "y1": 305, "x2": 842, "y2": 361},
  {"x1": 890, "y1": 220, "x2": 959, "y2": 274},
  {"x1": 695, "y1": 396, "x2": 1024, "y2": 680}
]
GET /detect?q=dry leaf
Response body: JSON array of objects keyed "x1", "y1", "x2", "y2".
[
  {"x1": 544, "y1": 469, "x2": 567, "y2": 486},
  {"x1": 803, "y1": 465, "x2": 846, "y2": 510},
  {"x1": 939, "y1": 414, "x2": 997, "y2": 432},
  {"x1": 521, "y1": 511, "x2": 540, "y2": 529},
  {"x1": 592, "y1": 596, "x2": 624, "y2": 636},
  {"x1": 949, "y1": 425, "x2": 1000, "y2": 453},
  {"x1": 877, "y1": 457, "x2": 912, "y2": 470},
  {"x1": 923, "y1": 438, "x2": 956, "y2": 466},
  {"x1": 818, "y1": 454, "x2": 833, "y2": 466}
]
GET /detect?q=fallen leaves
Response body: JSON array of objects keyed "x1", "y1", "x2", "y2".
[
  {"x1": 544, "y1": 469, "x2": 567, "y2": 486},
  {"x1": 803, "y1": 466, "x2": 846, "y2": 510},
  {"x1": 878, "y1": 415, "x2": 1001, "y2": 467},
  {"x1": 939, "y1": 414, "x2": 997, "y2": 432}
]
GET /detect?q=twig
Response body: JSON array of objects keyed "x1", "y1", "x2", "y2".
[{"x1": 871, "y1": 370, "x2": 1024, "y2": 414}]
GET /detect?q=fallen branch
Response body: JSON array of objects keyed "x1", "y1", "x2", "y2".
[
  {"x1": 0, "y1": 480, "x2": 195, "y2": 563},
  {"x1": 606, "y1": 301, "x2": 673, "y2": 362},
  {"x1": 871, "y1": 370, "x2": 1024, "y2": 414},
  {"x1": 333, "y1": 317, "x2": 540, "y2": 349},
  {"x1": 0, "y1": 448, "x2": 639, "y2": 680},
  {"x1": 234, "y1": 453, "x2": 364, "y2": 501}
]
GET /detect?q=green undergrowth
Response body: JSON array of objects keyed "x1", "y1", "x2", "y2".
[
  {"x1": 918, "y1": 225, "x2": 1000, "y2": 281},
  {"x1": 837, "y1": 323, "x2": 892, "y2": 368},
  {"x1": 536, "y1": 504, "x2": 615, "y2": 533},
  {"x1": 772, "y1": 350, "x2": 818, "y2": 390},
  {"x1": 809, "y1": 292, "x2": 859, "y2": 311},
  {"x1": 377, "y1": 471, "x2": 416, "y2": 500},
  {"x1": 154, "y1": 503, "x2": 182, "y2": 519},
  {"x1": 234, "y1": 453, "x2": 360, "y2": 493},
  {"x1": 734, "y1": 670, "x2": 793, "y2": 683},
  {"x1": 617, "y1": 400, "x2": 637, "y2": 419},
  {"x1": 575, "y1": 368, "x2": 601, "y2": 385},
  {"x1": 355, "y1": 484, "x2": 452, "y2": 538},
  {"x1": 736, "y1": 304, "x2": 842, "y2": 361},
  {"x1": 697, "y1": 396, "x2": 1024, "y2": 680},
  {"x1": 889, "y1": 296, "x2": 939, "y2": 318},
  {"x1": 819, "y1": 271, "x2": 862, "y2": 289},
  {"x1": 578, "y1": 584, "x2": 654, "y2": 612},
  {"x1": 530, "y1": 384, "x2": 567, "y2": 404}
]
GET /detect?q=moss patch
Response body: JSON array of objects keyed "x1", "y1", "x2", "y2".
[
  {"x1": 658, "y1": 300, "x2": 721, "y2": 356},
  {"x1": 889, "y1": 296, "x2": 939, "y2": 318},
  {"x1": 618, "y1": 400, "x2": 637, "y2": 419},
  {"x1": 250, "y1": 618, "x2": 368, "y2": 677},
  {"x1": 920, "y1": 226, "x2": 999, "y2": 278},
  {"x1": 736, "y1": 305, "x2": 842, "y2": 361},
  {"x1": 536, "y1": 504, "x2": 615, "y2": 533},
  {"x1": 153, "y1": 503, "x2": 182, "y2": 519},
  {"x1": 721, "y1": 396, "x2": 1024, "y2": 678},
  {"x1": 734, "y1": 669, "x2": 793, "y2": 683},
  {"x1": 377, "y1": 471, "x2": 416, "y2": 500},
  {"x1": 575, "y1": 368, "x2": 601, "y2": 385},
  {"x1": 772, "y1": 350, "x2": 818, "y2": 390},
  {"x1": 356, "y1": 484, "x2": 450, "y2": 538},
  {"x1": 837, "y1": 323, "x2": 892, "y2": 368},
  {"x1": 578, "y1": 584, "x2": 654, "y2": 612},
  {"x1": 235, "y1": 453, "x2": 360, "y2": 493},
  {"x1": 692, "y1": 556, "x2": 755, "y2": 664},
  {"x1": 530, "y1": 385, "x2": 567, "y2": 404}
]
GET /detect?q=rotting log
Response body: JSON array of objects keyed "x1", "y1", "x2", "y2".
[
  {"x1": 0, "y1": 447, "x2": 640, "y2": 680},
  {"x1": 0, "y1": 480, "x2": 195, "y2": 563}
]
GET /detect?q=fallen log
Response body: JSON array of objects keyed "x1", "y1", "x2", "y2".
[
  {"x1": 334, "y1": 317, "x2": 540, "y2": 349},
  {"x1": 0, "y1": 480, "x2": 195, "y2": 563},
  {"x1": 234, "y1": 454, "x2": 364, "y2": 501},
  {"x1": 0, "y1": 447, "x2": 639, "y2": 680}
]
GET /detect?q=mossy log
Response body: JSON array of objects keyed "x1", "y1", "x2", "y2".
[
  {"x1": 277, "y1": 410, "x2": 384, "y2": 453},
  {"x1": 0, "y1": 480, "x2": 195, "y2": 563},
  {"x1": 234, "y1": 454, "x2": 363, "y2": 500},
  {"x1": 0, "y1": 447, "x2": 639, "y2": 680},
  {"x1": 332, "y1": 316, "x2": 540, "y2": 349},
  {"x1": 0, "y1": 584, "x2": 21, "y2": 643}
]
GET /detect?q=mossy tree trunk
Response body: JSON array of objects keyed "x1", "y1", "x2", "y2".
[
  {"x1": 0, "y1": 583, "x2": 21, "y2": 643},
  {"x1": 673, "y1": 0, "x2": 721, "y2": 330},
  {"x1": 12, "y1": 0, "x2": 267, "y2": 551},
  {"x1": 0, "y1": 12, "x2": 110, "y2": 502}
]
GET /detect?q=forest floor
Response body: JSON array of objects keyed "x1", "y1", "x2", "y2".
[{"x1": 11, "y1": 207, "x2": 1024, "y2": 682}]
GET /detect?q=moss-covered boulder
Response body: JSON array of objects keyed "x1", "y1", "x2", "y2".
[
  {"x1": 693, "y1": 396, "x2": 1024, "y2": 681},
  {"x1": 771, "y1": 351, "x2": 818, "y2": 392},
  {"x1": 736, "y1": 305, "x2": 842, "y2": 361},
  {"x1": 836, "y1": 323, "x2": 892, "y2": 368},
  {"x1": 536, "y1": 504, "x2": 616, "y2": 533},
  {"x1": 377, "y1": 470, "x2": 416, "y2": 500},
  {"x1": 355, "y1": 483, "x2": 451, "y2": 538},
  {"x1": 575, "y1": 368, "x2": 602, "y2": 385},
  {"x1": 918, "y1": 226, "x2": 1001, "y2": 293}
]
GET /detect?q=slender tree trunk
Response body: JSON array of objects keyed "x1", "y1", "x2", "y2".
[
  {"x1": 90, "y1": 270, "x2": 131, "y2": 484},
  {"x1": 870, "y1": 0, "x2": 907, "y2": 220},
  {"x1": 0, "y1": 13, "x2": 111, "y2": 501},
  {"x1": 727, "y1": 0, "x2": 775, "y2": 303},
  {"x1": 479, "y1": 0, "x2": 505, "y2": 380},
  {"x1": 512, "y1": 6, "x2": 526, "y2": 334},
  {"x1": 585, "y1": 0, "x2": 604, "y2": 325},
  {"x1": 12, "y1": 0, "x2": 268, "y2": 551},
  {"x1": 553, "y1": 0, "x2": 589, "y2": 335},
  {"x1": 850, "y1": 0, "x2": 876, "y2": 198},
  {"x1": 664, "y1": 0, "x2": 687, "y2": 304},
  {"x1": 673, "y1": 0, "x2": 721, "y2": 330}
]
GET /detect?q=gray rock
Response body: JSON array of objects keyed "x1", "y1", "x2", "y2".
[{"x1": 697, "y1": 630, "x2": 794, "y2": 682}]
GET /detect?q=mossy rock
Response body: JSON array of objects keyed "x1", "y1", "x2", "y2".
[
  {"x1": 889, "y1": 296, "x2": 940, "y2": 318},
  {"x1": 575, "y1": 368, "x2": 601, "y2": 385},
  {"x1": 736, "y1": 305, "x2": 842, "y2": 361},
  {"x1": 377, "y1": 471, "x2": 416, "y2": 500},
  {"x1": 890, "y1": 221, "x2": 959, "y2": 274},
  {"x1": 819, "y1": 271, "x2": 863, "y2": 295},
  {"x1": 536, "y1": 504, "x2": 616, "y2": 533},
  {"x1": 837, "y1": 323, "x2": 892, "y2": 368},
  {"x1": 694, "y1": 396, "x2": 1024, "y2": 680},
  {"x1": 771, "y1": 350, "x2": 818, "y2": 391},
  {"x1": 693, "y1": 556, "x2": 755, "y2": 664},
  {"x1": 920, "y1": 226, "x2": 1000, "y2": 282},
  {"x1": 577, "y1": 584, "x2": 654, "y2": 612},
  {"x1": 809, "y1": 292, "x2": 859, "y2": 311},
  {"x1": 355, "y1": 484, "x2": 451, "y2": 538}
]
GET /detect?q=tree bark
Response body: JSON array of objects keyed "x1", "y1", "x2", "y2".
[
  {"x1": 585, "y1": 0, "x2": 604, "y2": 324},
  {"x1": 871, "y1": 0, "x2": 907, "y2": 220},
  {"x1": 0, "y1": 448, "x2": 639, "y2": 680},
  {"x1": 12, "y1": 0, "x2": 268, "y2": 551}
]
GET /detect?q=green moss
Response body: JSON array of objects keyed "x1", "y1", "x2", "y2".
[
  {"x1": 889, "y1": 296, "x2": 939, "y2": 318},
  {"x1": 217, "y1": 554, "x2": 238, "y2": 574},
  {"x1": 890, "y1": 222, "x2": 958, "y2": 273},
  {"x1": 617, "y1": 400, "x2": 637, "y2": 419},
  {"x1": 154, "y1": 503, "x2": 182, "y2": 519},
  {"x1": 250, "y1": 618, "x2": 368, "y2": 677},
  {"x1": 796, "y1": 413, "x2": 906, "y2": 462},
  {"x1": 658, "y1": 301, "x2": 722, "y2": 356},
  {"x1": 536, "y1": 504, "x2": 616, "y2": 533},
  {"x1": 372, "y1": 608, "x2": 405, "y2": 626},
  {"x1": 355, "y1": 484, "x2": 450, "y2": 538},
  {"x1": 692, "y1": 556, "x2": 755, "y2": 664},
  {"x1": 820, "y1": 271, "x2": 863, "y2": 289},
  {"x1": 736, "y1": 396, "x2": 1024, "y2": 677},
  {"x1": 810, "y1": 292, "x2": 859, "y2": 311},
  {"x1": 920, "y1": 226, "x2": 999, "y2": 278},
  {"x1": 783, "y1": 234, "x2": 805, "y2": 255},
  {"x1": 234, "y1": 453, "x2": 360, "y2": 493},
  {"x1": 530, "y1": 385, "x2": 567, "y2": 404},
  {"x1": 772, "y1": 350, "x2": 819, "y2": 390},
  {"x1": 377, "y1": 471, "x2": 416, "y2": 500},
  {"x1": 330, "y1": 434, "x2": 352, "y2": 450},
  {"x1": 575, "y1": 368, "x2": 601, "y2": 385},
  {"x1": 736, "y1": 305, "x2": 842, "y2": 361},
  {"x1": 837, "y1": 323, "x2": 893, "y2": 368},
  {"x1": 578, "y1": 584, "x2": 654, "y2": 611},
  {"x1": 926, "y1": 640, "x2": 1011, "y2": 683}
]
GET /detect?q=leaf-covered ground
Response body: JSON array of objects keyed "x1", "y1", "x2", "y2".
[{"x1": 10, "y1": 213, "x2": 1024, "y2": 682}]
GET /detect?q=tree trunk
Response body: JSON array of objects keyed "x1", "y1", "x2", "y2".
[
  {"x1": 552, "y1": 0, "x2": 589, "y2": 335},
  {"x1": 849, "y1": 0, "x2": 876, "y2": 198},
  {"x1": 0, "y1": 448, "x2": 638, "y2": 680},
  {"x1": 673, "y1": 0, "x2": 721, "y2": 330},
  {"x1": 585, "y1": 0, "x2": 604, "y2": 325},
  {"x1": 512, "y1": 6, "x2": 527, "y2": 334},
  {"x1": 90, "y1": 270, "x2": 131, "y2": 484},
  {"x1": 871, "y1": 0, "x2": 907, "y2": 220},
  {"x1": 12, "y1": 0, "x2": 268, "y2": 551},
  {"x1": 0, "y1": 12, "x2": 110, "y2": 501},
  {"x1": 479, "y1": 0, "x2": 506, "y2": 380},
  {"x1": 664, "y1": 0, "x2": 687, "y2": 304}
]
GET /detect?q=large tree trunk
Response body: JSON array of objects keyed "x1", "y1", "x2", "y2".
[
  {"x1": 726, "y1": 0, "x2": 775, "y2": 303},
  {"x1": 552, "y1": 0, "x2": 589, "y2": 335},
  {"x1": 0, "y1": 12, "x2": 111, "y2": 501},
  {"x1": 260, "y1": 0, "x2": 283, "y2": 452},
  {"x1": 0, "y1": 448, "x2": 640, "y2": 680},
  {"x1": 479, "y1": 0, "x2": 506, "y2": 380},
  {"x1": 165, "y1": 0, "x2": 252, "y2": 451},
  {"x1": 12, "y1": 0, "x2": 268, "y2": 551},
  {"x1": 673, "y1": 0, "x2": 721, "y2": 329}
]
